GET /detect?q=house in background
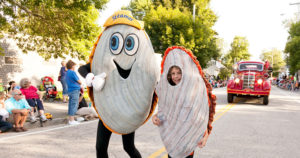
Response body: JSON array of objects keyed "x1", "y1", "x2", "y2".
[
  {"x1": 203, "y1": 59, "x2": 225, "y2": 77},
  {"x1": 0, "y1": 38, "x2": 86, "y2": 91}
]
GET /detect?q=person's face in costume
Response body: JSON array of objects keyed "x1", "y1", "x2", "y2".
[{"x1": 170, "y1": 67, "x2": 182, "y2": 85}]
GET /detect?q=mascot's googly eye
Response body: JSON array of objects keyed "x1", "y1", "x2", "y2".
[
  {"x1": 110, "y1": 32, "x2": 124, "y2": 55},
  {"x1": 124, "y1": 34, "x2": 139, "y2": 56}
]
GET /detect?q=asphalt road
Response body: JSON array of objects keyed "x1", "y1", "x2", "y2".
[{"x1": 0, "y1": 86, "x2": 299, "y2": 158}]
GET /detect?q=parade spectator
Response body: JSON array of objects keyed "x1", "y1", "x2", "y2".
[
  {"x1": 217, "y1": 81, "x2": 221, "y2": 88},
  {"x1": 6, "y1": 81, "x2": 21, "y2": 98},
  {"x1": 0, "y1": 115, "x2": 13, "y2": 134},
  {"x1": 0, "y1": 92, "x2": 9, "y2": 121},
  {"x1": 290, "y1": 76, "x2": 295, "y2": 91},
  {"x1": 283, "y1": 75, "x2": 287, "y2": 80},
  {"x1": 59, "y1": 61, "x2": 68, "y2": 103},
  {"x1": 287, "y1": 80, "x2": 292, "y2": 91},
  {"x1": 295, "y1": 80, "x2": 299, "y2": 91},
  {"x1": 293, "y1": 75, "x2": 298, "y2": 91},
  {"x1": 20, "y1": 78, "x2": 47, "y2": 122},
  {"x1": 5, "y1": 89, "x2": 31, "y2": 132},
  {"x1": 66, "y1": 60, "x2": 82, "y2": 125},
  {"x1": 7, "y1": 81, "x2": 21, "y2": 91}
]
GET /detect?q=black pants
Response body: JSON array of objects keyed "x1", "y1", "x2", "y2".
[
  {"x1": 0, "y1": 120, "x2": 13, "y2": 133},
  {"x1": 78, "y1": 93, "x2": 88, "y2": 109},
  {"x1": 27, "y1": 98, "x2": 44, "y2": 111},
  {"x1": 168, "y1": 154, "x2": 194, "y2": 158},
  {"x1": 96, "y1": 120, "x2": 142, "y2": 158}
]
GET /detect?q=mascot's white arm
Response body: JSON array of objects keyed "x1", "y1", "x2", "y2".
[{"x1": 85, "y1": 72, "x2": 107, "y2": 91}]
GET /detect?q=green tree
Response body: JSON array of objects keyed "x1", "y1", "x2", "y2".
[
  {"x1": 124, "y1": 0, "x2": 152, "y2": 20},
  {"x1": 223, "y1": 36, "x2": 250, "y2": 69},
  {"x1": 126, "y1": 0, "x2": 220, "y2": 68},
  {"x1": 217, "y1": 67, "x2": 229, "y2": 80},
  {"x1": 260, "y1": 48, "x2": 285, "y2": 77},
  {"x1": 284, "y1": 21, "x2": 300, "y2": 74},
  {"x1": 221, "y1": 36, "x2": 250, "y2": 78},
  {"x1": 0, "y1": 0, "x2": 108, "y2": 60}
]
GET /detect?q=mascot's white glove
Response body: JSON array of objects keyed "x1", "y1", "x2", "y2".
[
  {"x1": 93, "y1": 72, "x2": 107, "y2": 91},
  {"x1": 85, "y1": 73, "x2": 95, "y2": 87},
  {"x1": 85, "y1": 72, "x2": 107, "y2": 91}
]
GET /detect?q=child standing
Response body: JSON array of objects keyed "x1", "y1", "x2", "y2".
[
  {"x1": 152, "y1": 46, "x2": 216, "y2": 158},
  {"x1": 65, "y1": 60, "x2": 82, "y2": 125},
  {"x1": 152, "y1": 66, "x2": 208, "y2": 158}
]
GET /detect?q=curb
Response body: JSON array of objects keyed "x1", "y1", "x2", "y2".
[
  {"x1": 22, "y1": 115, "x2": 98, "y2": 129},
  {"x1": 8, "y1": 115, "x2": 92, "y2": 130}
]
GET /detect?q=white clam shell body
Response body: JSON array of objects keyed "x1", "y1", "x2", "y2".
[
  {"x1": 156, "y1": 48, "x2": 209, "y2": 157},
  {"x1": 92, "y1": 25, "x2": 160, "y2": 134}
]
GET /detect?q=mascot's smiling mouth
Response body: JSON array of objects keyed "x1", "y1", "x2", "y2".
[{"x1": 114, "y1": 59, "x2": 135, "y2": 79}]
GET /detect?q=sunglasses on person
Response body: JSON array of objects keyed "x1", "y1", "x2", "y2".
[{"x1": 16, "y1": 93, "x2": 23, "y2": 96}]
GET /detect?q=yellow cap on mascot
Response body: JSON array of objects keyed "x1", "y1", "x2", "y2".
[{"x1": 103, "y1": 10, "x2": 143, "y2": 30}]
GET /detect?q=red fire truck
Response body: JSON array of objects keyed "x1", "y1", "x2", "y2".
[{"x1": 227, "y1": 61, "x2": 272, "y2": 105}]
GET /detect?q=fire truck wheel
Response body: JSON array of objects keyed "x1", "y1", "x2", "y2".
[
  {"x1": 227, "y1": 93, "x2": 234, "y2": 103},
  {"x1": 263, "y1": 95, "x2": 269, "y2": 105}
]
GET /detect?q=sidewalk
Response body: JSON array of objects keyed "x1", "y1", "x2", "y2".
[
  {"x1": 8, "y1": 100, "x2": 95, "y2": 131},
  {"x1": 273, "y1": 85, "x2": 300, "y2": 95},
  {"x1": 24, "y1": 101, "x2": 70, "y2": 129}
]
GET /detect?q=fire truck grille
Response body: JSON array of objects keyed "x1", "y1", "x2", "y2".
[{"x1": 243, "y1": 75, "x2": 255, "y2": 89}]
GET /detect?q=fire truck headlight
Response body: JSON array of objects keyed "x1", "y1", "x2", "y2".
[
  {"x1": 234, "y1": 78, "x2": 240, "y2": 83},
  {"x1": 257, "y1": 79, "x2": 263, "y2": 84}
]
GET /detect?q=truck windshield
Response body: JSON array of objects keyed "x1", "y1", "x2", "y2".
[{"x1": 238, "y1": 63, "x2": 263, "y2": 71}]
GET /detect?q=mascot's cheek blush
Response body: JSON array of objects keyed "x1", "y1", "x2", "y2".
[{"x1": 155, "y1": 46, "x2": 210, "y2": 158}]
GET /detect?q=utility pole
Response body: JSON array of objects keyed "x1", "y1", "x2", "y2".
[
  {"x1": 266, "y1": 54, "x2": 273, "y2": 78},
  {"x1": 290, "y1": 2, "x2": 300, "y2": 21},
  {"x1": 270, "y1": 52, "x2": 274, "y2": 79},
  {"x1": 193, "y1": 4, "x2": 196, "y2": 22}
]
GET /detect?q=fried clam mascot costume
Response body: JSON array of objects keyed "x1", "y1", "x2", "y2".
[
  {"x1": 155, "y1": 46, "x2": 216, "y2": 158},
  {"x1": 78, "y1": 11, "x2": 160, "y2": 158}
]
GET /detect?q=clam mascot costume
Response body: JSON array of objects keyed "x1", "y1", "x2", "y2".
[
  {"x1": 155, "y1": 46, "x2": 216, "y2": 158},
  {"x1": 78, "y1": 10, "x2": 160, "y2": 156}
]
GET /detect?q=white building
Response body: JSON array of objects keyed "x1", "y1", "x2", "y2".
[
  {"x1": 0, "y1": 38, "x2": 86, "y2": 90},
  {"x1": 203, "y1": 59, "x2": 225, "y2": 77}
]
